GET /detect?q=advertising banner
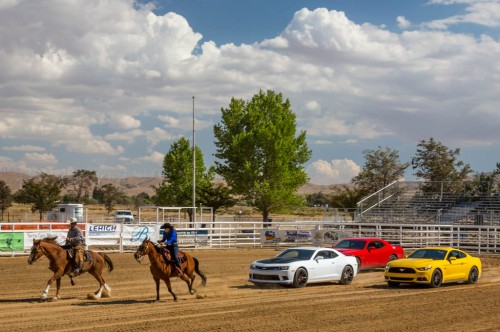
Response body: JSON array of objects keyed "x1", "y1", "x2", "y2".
[
  {"x1": 177, "y1": 230, "x2": 209, "y2": 245},
  {"x1": 260, "y1": 230, "x2": 312, "y2": 243},
  {"x1": 24, "y1": 231, "x2": 67, "y2": 248},
  {"x1": 122, "y1": 224, "x2": 159, "y2": 246},
  {"x1": 0, "y1": 232, "x2": 24, "y2": 251},
  {"x1": 86, "y1": 224, "x2": 121, "y2": 246}
]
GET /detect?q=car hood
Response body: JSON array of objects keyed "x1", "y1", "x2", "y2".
[
  {"x1": 334, "y1": 248, "x2": 361, "y2": 255},
  {"x1": 256, "y1": 257, "x2": 305, "y2": 265},
  {"x1": 388, "y1": 258, "x2": 435, "y2": 267}
]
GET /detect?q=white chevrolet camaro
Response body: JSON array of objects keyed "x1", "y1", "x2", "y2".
[{"x1": 248, "y1": 247, "x2": 358, "y2": 288}]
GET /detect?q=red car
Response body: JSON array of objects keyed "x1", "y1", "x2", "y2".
[{"x1": 333, "y1": 238, "x2": 404, "y2": 270}]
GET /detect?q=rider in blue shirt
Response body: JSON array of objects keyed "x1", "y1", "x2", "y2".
[{"x1": 159, "y1": 223, "x2": 182, "y2": 274}]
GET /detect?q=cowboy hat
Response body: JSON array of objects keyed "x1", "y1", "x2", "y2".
[{"x1": 67, "y1": 217, "x2": 78, "y2": 224}]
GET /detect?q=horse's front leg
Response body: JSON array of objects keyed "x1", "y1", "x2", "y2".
[
  {"x1": 41, "y1": 270, "x2": 64, "y2": 300},
  {"x1": 154, "y1": 278, "x2": 161, "y2": 302},
  {"x1": 53, "y1": 277, "x2": 62, "y2": 300}
]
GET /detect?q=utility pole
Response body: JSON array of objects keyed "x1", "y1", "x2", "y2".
[{"x1": 192, "y1": 96, "x2": 196, "y2": 227}]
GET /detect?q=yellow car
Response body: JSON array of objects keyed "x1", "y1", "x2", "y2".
[{"x1": 384, "y1": 247, "x2": 481, "y2": 288}]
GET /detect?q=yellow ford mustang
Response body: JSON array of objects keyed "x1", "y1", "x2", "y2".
[{"x1": 384, "y1": 247, "x2": 481, "y2": 288}]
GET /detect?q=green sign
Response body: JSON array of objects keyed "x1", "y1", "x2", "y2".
[{"x1": 0, "y1": 232, "x2": 24, "y2": 251}]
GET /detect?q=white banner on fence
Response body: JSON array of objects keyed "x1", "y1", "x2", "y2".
[
  {"x1": 177, "y1": 230, "x2": 209, "y2": 245},
  {"x1": 24, "y1": 231, "x2": 67, "y2": 248},
  {"x1": 122, "y1": 224, "x2": 159, "y2": 246},
  {"x1": 86, "y1": 224, "x2": 121, "y2": 246}
]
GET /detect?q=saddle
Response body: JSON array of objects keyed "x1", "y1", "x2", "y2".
[
  {"x1": 159, "y1": 247, "x2": 186, "y2": 265},
  {"x1": 66, "y1": 248, "x2": 92, "y2": 263}
]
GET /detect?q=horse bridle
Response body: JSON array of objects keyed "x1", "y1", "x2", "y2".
[
  {"x1": 134, "y1": 240, "x2": 152, "y2": 264},
  {"x1": 29, "y1": 241, "x2": 46, "y2": 263}
]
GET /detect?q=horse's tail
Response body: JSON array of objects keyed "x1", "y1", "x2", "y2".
[
  {"x1": 100, "y1": 253, "x2": 114, "y2": 272},
  {"x1": 193, "y1": 256, "x2": 207, "y2": 286}
]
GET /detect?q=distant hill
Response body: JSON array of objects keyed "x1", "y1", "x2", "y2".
[{"x1": 0, "y1": 172, "x2": 336, "y2": 196}]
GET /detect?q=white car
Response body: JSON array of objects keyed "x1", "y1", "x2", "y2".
[
  {"x1": 114, "y1": 210, "x2": 134, "y2": 223},
  {"x1": 248, "y1": 247, "x2": 358, "y2": 288}
]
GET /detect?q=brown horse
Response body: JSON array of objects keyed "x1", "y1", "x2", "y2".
[
  {"x1": 27, "y1": 237, "x2": 113, "y2": 301},
  {"x1": 134, "y1": 238, "x2": 207, "y2": 302}
]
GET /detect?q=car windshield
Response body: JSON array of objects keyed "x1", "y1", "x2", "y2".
[
  {"x1": 277, "y1": 249, "x2": 314, "y2": 260},
  {"x1": 335, "y1": 240, "x2": 366, "y2": 250},
  {"x1": 408, "y1": 249, "x2": 447, "y2": 260},
  {"x1": 117, "y1": 211, "x2": 131, "y2": 215}
]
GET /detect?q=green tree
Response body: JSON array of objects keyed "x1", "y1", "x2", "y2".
[
  {"x1": 352, "y1": 146, "x2": 410, "y2": 193},
  {"x1": 328, "y1": 185, "x2": 367, "y2": 220},
  {"x1": 213, "y1": 90, "x2": 311, "y2": 222},
  {"x1": 154, "y1": 137, "x2": 214, "y2": 221},
  {"x1": 198, "y1": 182, "x2": 237, "y2": 221},
  {"x1": 0, "y1": 180, "x2": 13, "y2": 221},
  {"x1": 14, "y1": 173, "x2": 67, "y2": 220},
  {"x1": 468, "y1": 162, "x2": 500, "y2": 196},
  {"x1": 100, "y1": 183, "x2": 122, "y2": 214},
  {"x1": 70, "y1": 169, "x2": 98, "y2": 203},
  {"x1": 305, "y1": 192, "x2": 329, "y2": 207},
  {"x1": 412, "y1": 138, "x2": 473, "y2": 193}
]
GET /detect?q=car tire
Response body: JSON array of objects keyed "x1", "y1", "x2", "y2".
[
  {"x1": 429, "y1": 269, "x2": 442, "y2": 288},
  {"x1": 388, "y1": 254, "x2": 398, "y2": 263},
  {"x1": 387, "y1": 281, "x2": 399, "y2": 287},
  {"x1": 466, "y1": 266, "x2": 479, "y2": 284},
  {"x1": 292, "y1": 267, "x2": 308, "y2": 288},
  {"x1": 339, "y1": 265, "x2": 354, "y2": 285}
]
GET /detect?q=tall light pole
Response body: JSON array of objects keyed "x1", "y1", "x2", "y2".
[{"x1": 192, "y1": 96, "x2": 196, "y2": 227}]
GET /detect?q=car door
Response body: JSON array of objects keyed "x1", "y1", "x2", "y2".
[
  {"x1": 366, "y1": 240, "x2": 392, "y2": 268},
  {"x1": 444, "y1": 250, "x2": 466, "y2": 281},
  {"x1": 311, "y1": 250, "x2": 339, "y2": 281}
]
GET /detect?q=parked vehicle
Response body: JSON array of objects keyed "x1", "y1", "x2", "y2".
[
  {"x1": 114, "y1": 210, "x2": 134, "y2": 223},
  {"x1": 333, "y1": 237, "x2": 404, "y2": 270},
  {"x1": 384, "y1": 247, "x2": 481, "y2": 288},
  {"x1": 248, "y1": 247, "x2": 358, "y2": 288}
]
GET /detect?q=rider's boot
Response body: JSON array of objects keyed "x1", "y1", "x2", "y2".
[{"x1": 176, "y1": 264, "x2": 184, "y2": 277}]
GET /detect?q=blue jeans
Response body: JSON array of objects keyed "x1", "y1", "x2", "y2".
[{"x1": 168, "y1": 244, "x2": 181, "y2": 268}]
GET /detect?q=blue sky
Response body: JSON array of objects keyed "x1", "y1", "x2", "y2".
[{"x1": 1, "y1": 0, "x2": 499, "y2": 184}]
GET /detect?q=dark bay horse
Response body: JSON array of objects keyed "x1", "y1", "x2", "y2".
[
  {"x1": 28, "y1": 237, "x2": 113, "y2": 300},
  {"x1": 134, "y1": 238, "x2": 207, "y2": 302}
]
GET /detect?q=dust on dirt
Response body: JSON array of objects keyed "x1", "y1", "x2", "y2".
[{"x1": 0, "y1": 249, "x2": 499, "y2": 332}]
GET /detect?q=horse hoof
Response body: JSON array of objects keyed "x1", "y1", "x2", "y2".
[
  {"x1": 87, "y1": 293, "x2": 99, "y2": 300},
  {"x1": 101, "y1": 289, "x2": 111, "y2": 298},
  {"x1": 190, "y1": 289, "x2": 196, "y2": 295},
  {"x1": 40, "y1": 294, "x2": 47, "y2": 300}
]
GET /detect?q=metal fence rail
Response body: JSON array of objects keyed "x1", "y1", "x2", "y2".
[{"x1": 1, "y1": 220, "x2": 498, "y2": 256}]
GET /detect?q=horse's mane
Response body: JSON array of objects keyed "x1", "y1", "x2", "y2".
[{"x1": 41, "y1": 236, "x2": 59, "y2": 244}]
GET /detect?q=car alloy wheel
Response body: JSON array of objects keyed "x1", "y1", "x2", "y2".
[
  {"x1": 340, "y1": 265, "x2": 354, "y2": 285},
  {"x1": 467, "y1": 266, "x2": 479, "y2": 284},
  {"x1": 293, "y1": 268, "x2": 308, "y2": 288},
  {"x1": 429, "y1": 269, "x2": 442, "y2": 288}
]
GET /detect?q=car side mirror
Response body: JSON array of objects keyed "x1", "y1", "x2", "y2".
[
  {"x1": 315, "y1": 256, "x2": 324, "y2": 262},
  {"x1": 449, "y1": 257, "x2": 457, "y2": 261},
  {"x1": 368, "y1": 246, "x2": 375, "y2": 251}
]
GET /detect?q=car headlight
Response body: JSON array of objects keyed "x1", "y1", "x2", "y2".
[
  {"x1": 278, "y1": 266, "x2": 289, "y2": 270},
  {"x1": 250, "y1": 264, "x2": 256, "y2": 269},
  {"x1": 416, "y1": 265, "x2": 432, "y2": 271},
  {"x1": 385, "y1": 265, "x2": 390, "y2": 271}
]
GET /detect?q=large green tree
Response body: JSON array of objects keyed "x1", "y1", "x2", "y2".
[
  {"x1": 154, "y1": 137, "x2": 214, "y2": 221},
  {"x1": 213, "y1": 90, "x2": 311, "y2": 222},
  {"x1": 352, "y1": 146, "x2": 410, "y2": 193},
  {"x1": 70, "y1": 169, "x2": 98, "y2": 203},
  {"x1": 0, "y1": 180, "x2": 13, "y2": 221},
  {"x1": 198, "y1": 182, "x2": 237, "y2": 221},
  {"x1": 412, "y1": 137, "x2": 473, "y2": 193},
  {"x1": 14, "y1": 173, "x2": 68, "y2": 220}
]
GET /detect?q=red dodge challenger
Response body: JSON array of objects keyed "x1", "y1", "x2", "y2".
[{"x1": 333, "y1": 237, "x2": 404, "y2": 270}]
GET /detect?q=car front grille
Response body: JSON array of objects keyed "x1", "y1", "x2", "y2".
[
  {"x1": 388, "y1": 267, "x2": 415, "y2": 274},
  {"x1": 251, "y1": 274, "x2": 280, "y2": 281},
  {"x1": 389, "y1": 277, "x2": 414, "y2": 281}
]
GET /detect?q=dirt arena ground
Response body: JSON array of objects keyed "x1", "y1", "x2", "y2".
[{"x1": 1, "y1": 249, "x2": 499, "y2": 332}]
